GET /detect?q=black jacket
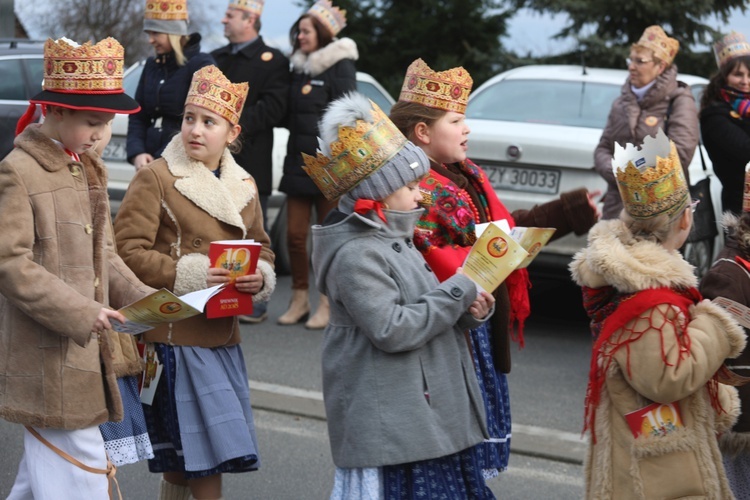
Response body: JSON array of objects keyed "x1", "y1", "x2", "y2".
[
  {"x1": 700, "y1": 100, "x2": 750, "y2": 214},
  {"x1": 212, "y1": 37, "x2": 290, "y2": 195},
  {"x1": 126, "y1": 34, "x2": 214, "y2": 163},
  {"x1": 279, "y1": 38, "x2": 357, "y2": 197}
]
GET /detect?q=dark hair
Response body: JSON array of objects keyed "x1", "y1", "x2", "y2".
[
  {"x1": 700, "y1": 55, "x2": 750, "y2": 111},
  {"x1": 289, "y1": 13, "x2": 333, "y2": 53},
  {"x1": 389, "y1": 101, "x2": 447, "y2": 140}
]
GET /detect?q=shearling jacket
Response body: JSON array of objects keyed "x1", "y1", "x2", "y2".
[
  {"x1": 594, "y1": 66, "x2": 700, "y2": 219},
  {"x1": 312, "y1": 208, "x2": 489, "y2": 468},
  {"x1": 700, "y1": 101, "x2": 750, "y2": 214},
  {"x1": 114, "y1": 135, "x2": 276, "y2": 347},
  {"x1": 279, "y1": 38, "x2": 358, "y2": 196},
  {"x1": 700, "y1": 213, "x2": 750, "y2": 453},
  {"x1": 0, "y1": 126, "x2": 154, "y2": 430},
  {"x1": 212, "y1": 37, "x2": 290, "y2": 196},
  {"x1": 571, "y1": 218, "x2": 746, "y2": 500}
]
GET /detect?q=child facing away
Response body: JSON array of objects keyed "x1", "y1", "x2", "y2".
[
  {"x1": 303, "y1": 92, "x2": 496, "y2": 499},
  {"x1": 114, "y1": 65, "x2": 275, "y2": 500},
  {"x1": 1, "y1": 37, "x2": 155, "y2": 499}
]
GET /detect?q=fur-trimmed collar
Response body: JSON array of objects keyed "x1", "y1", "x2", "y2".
[
  {"x1": 290, "y1": 37, "x2": 358, "y2": 76},
  {"x1": 570, "y1": 218, "x2": 697, "y2": 293},
  {"x1": 161, "y1": 135, "x2": 256, "y2": 236},
  {"x1": 14, "y1": 124, "x2": 108, "y2": 188}
]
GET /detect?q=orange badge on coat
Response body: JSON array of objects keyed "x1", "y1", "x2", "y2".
[
  {"x1": 261, "y1": 51, "x2": 273, "y2": 62},
  {"x1": 302, "y1": 84, "x2": 312, "y2": 95},
  {"x1": 644, "y1": 116, "x2": 658, "y2": 127}
]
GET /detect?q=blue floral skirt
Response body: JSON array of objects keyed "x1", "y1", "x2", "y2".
[{"x1": 143, "y1": 343, "x2": 259, "y2": 479}]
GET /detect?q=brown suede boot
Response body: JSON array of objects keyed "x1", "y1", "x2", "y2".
[
  {"x1": 277, "y1": 289, "x2": 310, "y2": 325},
  {"x1": 305, "y1": 295, "x2": 329, "y2": 330}
]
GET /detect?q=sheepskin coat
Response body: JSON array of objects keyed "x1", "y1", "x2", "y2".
[
  {"x1": 279, "y1": 37, "x2": 358, "y2": 196},
  {"x1": 114, "y1": 135, "x2": 275, "y2": 347},
  {"x1": 0, "y1": 126, "x2": 154, "y2": 430},
  {"x1": 700, "y1": 213, "x2": 750, "y2": 453},
  {"x1": 571, "y1": 218, "x2": 746, "y2": 500}
]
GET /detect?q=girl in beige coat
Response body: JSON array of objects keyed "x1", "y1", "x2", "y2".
[{"x1": 572, "y1": 131, "x2": 746, "y2": 499}]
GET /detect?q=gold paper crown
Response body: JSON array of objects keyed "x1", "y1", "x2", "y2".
[
  {"x1": 185, "y1": 65, "x2": 249, "y2": 125},
  {"x1": 714, "y1": 32, "x2": 750, "y2": 69},
  {"x1": 302, "y1": 101, "x2": 408, "y2": 201},
  {"x1": 613, "y1": 129, "x2": 689, "y2": 220},
  {"x1": 145, "y1": 0, "x2": 188, "y2": 20},
  {"x1": 42, "y1": 37, "x2": 126, "y2": 93},
  {"x1": 743, "y1": 163, "x2": 750, "y2": 213},
  {"x1": 307, "y1": 0, "x2": 347, "y2": 37},
  {"x1": 229, "y1": 0, "x2": 264, "y2": 16},
  {"x1": 634, "y1": 25, "x2": 679, "y2": 65},
  {"x1": 398, "y1": 58, "x2": 473, "y2": 114}
]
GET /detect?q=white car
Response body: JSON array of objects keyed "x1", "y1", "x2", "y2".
[
  {"x1": 103, "y1": 63, "x2": 395, "y2": 214},
  {"x1": 465, "y1": 64, "x2": 721, "y2": 277}
]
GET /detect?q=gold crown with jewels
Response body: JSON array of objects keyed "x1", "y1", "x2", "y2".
[
  {"x1": 229, "y1": 0, "x2": 264, "y2": 16},
  {"x1": 307, "y1": 0, "x2": 347, "y2": 37},
  {"x1": 714, "y1": 32, "x2": 750, "y2": 68},
  {"x1": 399, "y1": 58, "x2": 473, "y2": 114},
  {"x1": 302, "y1": 100, "x2": 408, "y2": 201},
  {"x1": 144, "y1": 0, "x2": 188, "y2": 20},
  {"x1": 634, "y1": 25, "x2": 679, "y2": 65},
  {"x1": 185, "y1": 65, "x2": 249, "y2": 125},
  {"x1": 613, "y1": 129, "x2": 689, "y2": 220},
  {"x1": 42, "y1": 37, "x2": 126, "y2": 93}
]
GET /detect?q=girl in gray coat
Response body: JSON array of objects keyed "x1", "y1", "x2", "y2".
[{"x1": 304, "y1": 93, "x2": 496, "y2": 499}]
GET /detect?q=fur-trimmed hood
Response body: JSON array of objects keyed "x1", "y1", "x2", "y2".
[
  {"x1": 162, "y1": 135, "x2": 256, "y2": 236},
  {"x1": 290, "y1": 37, "x2": 358, "y2": 76},
  {"x1": 570, "y1": 218, "x2": 697, "y2": 293}
]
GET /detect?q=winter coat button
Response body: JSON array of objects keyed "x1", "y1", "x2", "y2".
[
  {"x1": 70, "y1": 165, "x2": 81, "y2": 177},
  {"x1": 450, "y1": 287, "x2": 462, "y2": 298},
  {"x1": 94, "y1": 277, "x2": 100, "y2": 288},
  {"x1": 392, "y1": 242, "x2": 402, "y2": 252},
  {"x1": 192, "y1": 238, "x2": 203, "y2": 248},
  {"x1": 84, "y1": 224, "x2": 93, "y2": 234},
  {"x1": 424, "y1": 263, "x2": 432, "y2": 272},
  {"x1": 405, "y1": 238, "x2": 413, "y2": 248}
]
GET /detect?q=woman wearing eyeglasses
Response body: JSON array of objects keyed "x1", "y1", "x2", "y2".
[{"x1": 594, "y1": 25, "x2": 700, "y2": 220}]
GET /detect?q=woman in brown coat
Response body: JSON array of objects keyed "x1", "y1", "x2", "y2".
[{"x1": 594, "y1": 25, "x2": 700, "y2": 219}]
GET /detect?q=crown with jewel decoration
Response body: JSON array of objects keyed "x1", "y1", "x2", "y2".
[
  {"x1": 398, "y1": 58, "x2": 473, "y2": 114},
  {"x1": 302, "y1": 100, "x2": 408, "y2": 201},
  {"x1": 229, "y1": 0, "x2": 264, "y2": 16},
  {"x1": 41, "y1": 37, "x2": 126, "y2": 93},
  {"x1": 634, "y1": 25, "x2": 679, "y2": 65},
  {"x1": 613, "y1": 129, "x2": 689, "y2": 220},
  {"x1": 145, "y1": 0, "x2": 188, "y2": 21},
  {"x1": 185, "y1": 65, "x2": 249, "y2": 125},
  {"x1": 714, "y1": 32, "x2": 750, "y2": 69},
  {"x1": 307, "y1": 0, "x2": 347, "y2": 37}
]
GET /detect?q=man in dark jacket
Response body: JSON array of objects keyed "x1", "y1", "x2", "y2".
[{"x1": 212, "y1": 0, "x2": 290, "y2": 323}]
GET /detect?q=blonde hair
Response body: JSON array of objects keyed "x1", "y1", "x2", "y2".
[
  {"x1": 168, "y1": 34, "x2": 189, "y2": 66},
  {"x1": 620, "y1": 210, "x2": 683, "y2": 244}
]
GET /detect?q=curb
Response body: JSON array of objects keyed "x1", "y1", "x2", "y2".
[{"x1": 249, "y1": 380, "x2": 586, "y2": 465}]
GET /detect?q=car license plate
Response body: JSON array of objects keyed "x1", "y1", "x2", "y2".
[
  {"x1": 483, "y1": 164, "x2": 560, "y2": 195},
  {"x1": 101, "y1": 137, "x2": 127, "y2": 162}
]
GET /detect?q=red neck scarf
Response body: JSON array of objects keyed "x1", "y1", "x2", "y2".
[{"x1": 354, "y1": 199, "x2": 387, "y2": 223}]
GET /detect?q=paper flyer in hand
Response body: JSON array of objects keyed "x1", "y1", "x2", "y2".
[
  {"x1": 206, "y1": 239, "x2": 262, "y2": 319},
  {"x1": 624, "y1": 402, "x2": 684, "y2": 438},
  {"x1": 463, "y1": 222, "x2": 529, "y2": 293},
  {"x1": 508, "y1": 226, "x2": 557, "y2": 268},
  {"x1": 111, "y1": 285, "x2": 225, "y2": 335}
]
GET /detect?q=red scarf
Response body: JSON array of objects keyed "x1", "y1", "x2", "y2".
[{"x1": 354, "y1": 199, "x2": 387, "y2": 223}]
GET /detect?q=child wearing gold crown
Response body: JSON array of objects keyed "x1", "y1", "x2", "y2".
[
  {"x1": 571, "y1": 130, "x2": 744, "y2": 499},
  {"x1": 700, "y1": 164, "x2": 750, "y2": 497},
  {"x1": 114, "y1": 65, "x2": 275, "y2": 499},
  {"x1": 700, "y1": 31, "x2": 750, "y2": 215},
  {"x1": 389, "y1": 58, "x2": 600, "y2": 483},
  {"x1": 305, "y1": 92, "x2": 495, "y2": 498},
  {"x1": 2, "y1": 37, "x2": 157, "y2": 499}
]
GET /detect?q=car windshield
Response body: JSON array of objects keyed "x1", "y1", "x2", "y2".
[{"x1": 466, "y1": 79, "x2": 621, "y2": 129}]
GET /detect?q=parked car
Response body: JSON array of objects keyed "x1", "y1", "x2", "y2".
[
  {"x1": 465, "y1": 64, "x2": 721, "y2": 278},
  {"x1": 0, "y1": 40, "x2": 45, "y2": 160}
]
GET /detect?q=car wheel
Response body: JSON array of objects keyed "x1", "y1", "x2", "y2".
[{"x1": 682, "y1": 239, "x2": 713, "y2": 279}]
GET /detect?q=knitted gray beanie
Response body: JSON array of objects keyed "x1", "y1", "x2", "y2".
[{"x1": 144, "y1": 18, "x2": 189, "y2": 36}]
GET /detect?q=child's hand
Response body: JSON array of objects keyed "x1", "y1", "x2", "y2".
[
  {"x1": 235, "y1": 269, "x2": 264, "y2": 295},
  {"x1": 207, "y1": 267, "x2": 231, "y2": 287},
  {"x1": 469, "y1": 290, "x2": 494, "y2": 320},
  {"x1": 93, "y1": 308, "x2": 126, "y2": 333}
]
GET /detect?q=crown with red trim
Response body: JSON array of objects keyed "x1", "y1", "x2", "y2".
[
  {"x1": 613, "y1": 129, "x2": 689, "y2": 220},
  {"x1": 229, "y1": 0, "x2": 264, "y2": 16},
  {"x1": 398, "y1": 58, "x2": 473, "y2": 114},
  {"x1": 144, "y1": 0, "x2": 189, "y2": 35},
  {"x1": 307, "y1": 0, "x2": 347, "y2": 37},
  {"x1": 634, "y1": 25, "x2": 679, "y2": 65},
  {"x1": 185, "y1": 65, "x2": 249, "y2": 125},
  {"x1": 29, "y1": 37, "x2": 139, "y2": 114},
  {"x1": 714, "y1": 32, "x2": 750, "y2": 69}
]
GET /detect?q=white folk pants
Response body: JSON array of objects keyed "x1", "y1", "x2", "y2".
[{"x1": 7, "y1": 425, "x2": 110, "y2": 500}]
